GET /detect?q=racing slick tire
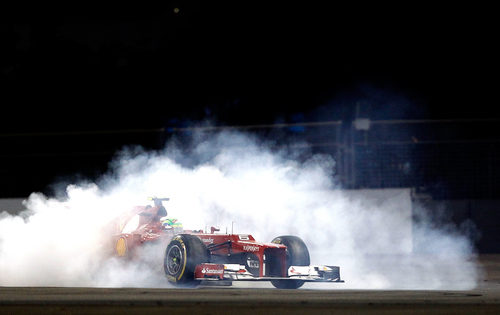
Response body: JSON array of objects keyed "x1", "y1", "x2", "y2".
[
  {"x1": 270, "y1": 235, "x2": 310, "y2": 289},
  {"x1": 114, "y1": 234, "x2": 140, "y2": 259},
  {"x1": 164, "y1": 234, "x2": 209, "y2": 287},
  {"x1": 115, "y1": 236, "x2": 129, "y2": 258}
]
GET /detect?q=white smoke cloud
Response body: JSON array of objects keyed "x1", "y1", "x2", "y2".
[{"x1": 0, "y1": 130, "x2": 480, "y2": 289}]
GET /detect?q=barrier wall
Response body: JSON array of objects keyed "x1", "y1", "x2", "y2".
[{"x1": 414, "y1": 199, "x2": 500, "y2": 253}]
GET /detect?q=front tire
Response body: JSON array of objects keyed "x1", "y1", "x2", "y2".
[
  {"x1": 164, "y1": 234, "x2": 208, "y2": 287},
  {"x1": 270, "y1": 235, "x2": 310, "y2": 289}
]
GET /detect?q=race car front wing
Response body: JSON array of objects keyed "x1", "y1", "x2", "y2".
[{"x1": 194, "y1": 263, "x2": 344, "y2": 283}]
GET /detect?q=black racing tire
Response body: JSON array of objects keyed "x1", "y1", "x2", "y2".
[
  {"x1": 115, "y1": 236, "x2": 129, "y2": 258},
  {"x1": 270, "y1": 235, "x2": 310, "y2": 289},
  {"x1": 164, "y1": 234, "x2": 209, "y2": 287},
  {"x1": 244, "y1": 252, "x2": 260, "y2": 277},
  {"x1": 114, "y1": 234, "x2": 140, "y2": 259}
]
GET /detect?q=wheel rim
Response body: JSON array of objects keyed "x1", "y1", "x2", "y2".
[{"x1": 166, "y1": 244, "x2": 183, "y2": 275}]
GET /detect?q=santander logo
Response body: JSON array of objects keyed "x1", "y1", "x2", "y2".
[{"x1": 202, "y1": 267, "x2": 223, "y2": 274}]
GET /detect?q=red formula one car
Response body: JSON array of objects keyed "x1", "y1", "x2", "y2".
[{"x1": 113, "y1": 197, "x2": 343, "y2": 289}]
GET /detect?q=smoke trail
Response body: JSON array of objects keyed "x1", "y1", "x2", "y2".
[{"x1": 0, "y1": 130, "x2": 479, "y2": 289}]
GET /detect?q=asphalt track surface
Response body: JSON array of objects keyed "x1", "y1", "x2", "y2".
[{"x1": 2, "y1": 255, "x2": 500, "y2": 314}]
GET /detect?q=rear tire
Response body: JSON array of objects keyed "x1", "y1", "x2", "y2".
[
  {"x1": 270, "y1": 235, "x2": 310, "y2": 289},
  {"x1": 164, "y1": 234, "x2": 208, "y2": 287},
  {"x1": 115, "y1": 236, "x2": 129, "y2": 257}
]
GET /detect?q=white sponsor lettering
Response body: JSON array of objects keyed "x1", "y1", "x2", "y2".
[
  {"x1": 246, "y1": 259, "x2": 260, "y2": 268},
  {"x1": 243, "y1": 245, "x2": 259, "y2": 252},
  {"x1": 201, "y1": 238, "x2": 214, "y2": 244},
  {"x1": 202, "y1": 267, "x2": 224, "y2": 274}
]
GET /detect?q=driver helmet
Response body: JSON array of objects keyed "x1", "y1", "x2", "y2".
[{"x1": 161, "y1": 217, "x2": 183, "y2": 229}]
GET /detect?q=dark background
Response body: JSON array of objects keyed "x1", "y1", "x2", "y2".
[{"x1": 0, "y1": 2, "x2": 498, "y2": 197}]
